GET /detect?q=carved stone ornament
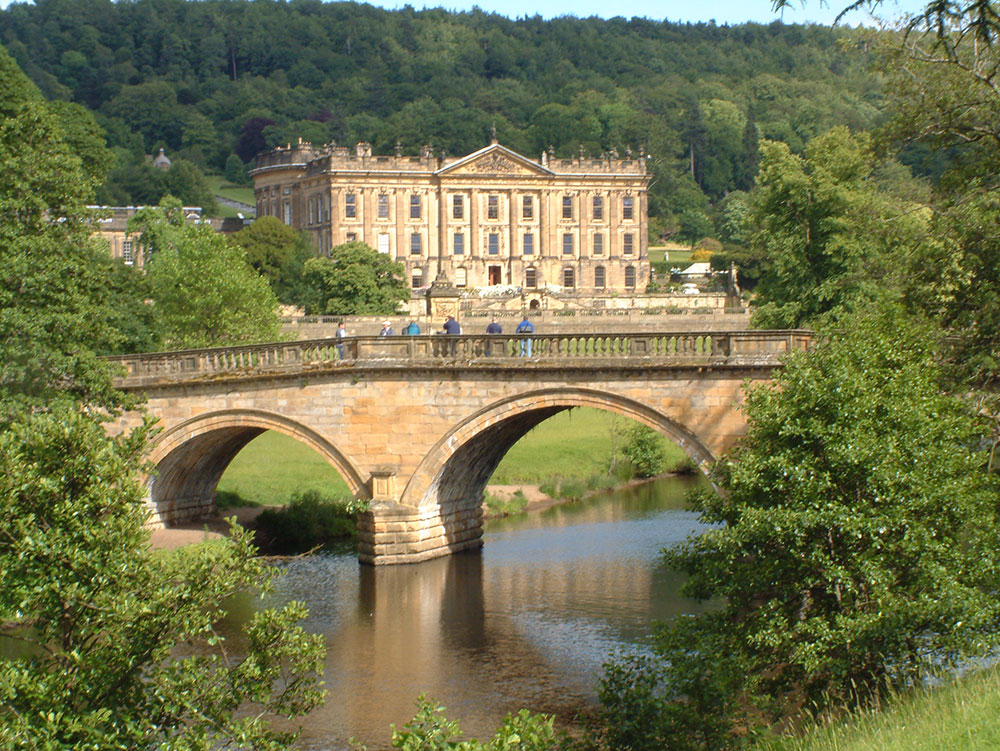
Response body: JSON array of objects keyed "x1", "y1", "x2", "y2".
[{"x1": 474, "y1": 153, "x2": 519, "y2": 174}]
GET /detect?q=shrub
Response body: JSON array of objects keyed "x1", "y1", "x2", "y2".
[
  {"x1": 254, "y1": 490, "x2": 358, "y2": 553},
  {"x1": 483, "y1": 490, "x2": 529, "y2": 517},
  {"x1": 622, "y1": 425, "x2": 667, "y2": 479}
]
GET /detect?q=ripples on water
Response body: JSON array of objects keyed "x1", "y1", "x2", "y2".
[{"x1": 222, "y1": 475, "x2": 711, "y2": 750}]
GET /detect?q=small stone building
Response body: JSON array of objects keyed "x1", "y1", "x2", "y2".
[{"x1": 250, "y1": 137, "x2": 650, "y2": 294}]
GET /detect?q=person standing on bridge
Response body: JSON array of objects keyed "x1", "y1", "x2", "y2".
[
  {"x1": 515, "y1": 314, "x2": 534, "y2": 357},
  {"x1": 379, "y1": 320, "x2": 396, "y2": 336},
  {"x1": 335, "y1": 320, "x2": 348, "y2": 359},
  {"x1": 442, "y1": 315, "x2": 460, "y2": 335},
  {"x1": 403, "y1": 319, "x2": 421, "y2": 336},
  {"x1": 485, "y1": 315, "x2": 502, "y2": 355}
]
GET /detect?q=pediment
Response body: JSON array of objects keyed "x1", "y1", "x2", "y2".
[{"x1": 437, "y1": 144, "x2": 553, "y2": 177}]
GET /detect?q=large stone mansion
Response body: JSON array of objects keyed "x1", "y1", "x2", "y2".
[{"x1": 250, "y1": 137, "x2": 650, "y2": 293}]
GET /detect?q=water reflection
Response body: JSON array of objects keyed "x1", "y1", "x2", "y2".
[{"x1": 243, "y1": 475, "x2": 711, "y2": 750}]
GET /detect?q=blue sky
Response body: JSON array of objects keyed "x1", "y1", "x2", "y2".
[
  {"x1": 363, "y1": 0, "x2": 929, "y2": 26},
  {"x1": 0, "y1": 0, "x2": 931, "y2": 23}
]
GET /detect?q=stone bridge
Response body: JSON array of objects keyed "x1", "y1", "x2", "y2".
[{"x1": 108, "y1": 330, "x2": 811, "y2": 565}]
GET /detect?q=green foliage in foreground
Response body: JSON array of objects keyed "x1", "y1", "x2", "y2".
[
  {"x1": 301, "y1": 241, "x2": 410, "y2": 316},
  {"x1": 352, "y1": 695, "x2": 558, "y2": 750},
  {"x1": 592, "y1": 308, "x2": 1000, "y2": 750},
  {"x1": 620, "y1": 424, "x2": 667, "y2": 479},
  {"x1": 756, "y1": 667, "x2": 1000, "y2": 751},
  {"x1": 0, "y1": 408, "x2": 325, "y2": 748}
]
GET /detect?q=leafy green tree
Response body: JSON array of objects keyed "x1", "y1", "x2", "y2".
[
  {"x1": 230, "y1": 216, "x2": 316, "y2": 304},
  {"x1": 596, "y1": 308, "x2": 1000, "y2": 748},
  {"x1": 0, "y1": 407, "x2": 325, "y2": 749},
  {"x1": 132, "y1": 198, "x2": 282, "y2": 348},
  {"x1": 0, "y1": 43, "x2": 124, "y2": 416},
  {"x1": 301, "y1": 241, "x2": 409, "y2": 315},
  {"x1": 620, "y1": 424, "x2": 666, "y2": 479},
  {"x1": 746, "y1": 127, "x2": 931, "y2": 329}
]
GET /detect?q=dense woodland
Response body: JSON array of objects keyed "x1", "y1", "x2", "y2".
[{"x1": 0, "y1": 0, "x2": 888, "y2": 240}]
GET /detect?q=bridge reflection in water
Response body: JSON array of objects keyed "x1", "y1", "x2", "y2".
[
  {"x1": 219, "y1": 476, "x2": 713, "y2": 750},
  {"x1": 108, "y1": 330, "x2": 809, "y2": 564}
]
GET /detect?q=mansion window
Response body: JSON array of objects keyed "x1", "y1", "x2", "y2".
[
  {"x1": 346, "y1": 232, "x2": 357, "y2": 242},
  {"x1": 594, "y1": 266, "x2": 606, "y2": 288},
  {"x1": 410, "y1": 233, "x2": 422, "y2": 255},
  {"x1": 562, "y1": 196, "x2": 573, "y2": 219},
  {"x1": 377, "y1": 234, "x2": 390, "y2": 255},
  {"x1": 282, "y1": 201, "x2": 291, "y2": 225},
  {"x1": 453, "y1": 195, "x2": 464, "y2": 219},
  {"x1": 592, "y1": 196, "x2": 603, "y2": 220},
  {"x1": 593, "y1": 233, "x2": 604, "y2": 256},
  {"x1": 523, "y1": 233, "x2": 534, "y2": 255},
  {"x1": 488, "y1": 195, "x2": 499, "y2": 220},
  {"x1": 563, "y1": 267, "x2": 575, "y2": 289},
  {"x1": 122, "y1": 241, "x2": 134, "y2": 266},
  {"x1": 454, "y1": 232, "x2": 465, "y2": 255},
  {"x1": 412, "y1": 268, "x2": 424, "y2": 288},
  {"x1": 525, "y1": 268, "x2": 537, "y2": 288},
  {"x1": 623, "y1": 195, "x2": 634, "y2": 220},
  {"x1": 522, "y1": 195, "x2": 533, "y2": 220},
  {"x1": 410, "y1": 195, "x2": 421, "y2": 219},
  {"x1": 308, "y1": 196, "x2": 316, "y2": 225},
  {"x1": 625, "y1": 265, "x2": 636, "y2": 288},
  {"x1": 345, "y1": 193, "x2": 357, "y2": 219},
  {"x1": 488, "y1": 233, "x2": 500, "y2": 255},
  {"x1": 623, "y1": 233, "x2": 634, "y2": 256},
  {"x1": 562, "y1": 233, "x2": 573, "y2": 255},
  {"x1": 323, "y1": 194, "x2": 330, "y2": 222},
  {"x1": 456, "y1": 267, "x2": 468, "y2": 287},
  {"x1": 377, "y1": 194, "x2": 389, "y2": 219}
]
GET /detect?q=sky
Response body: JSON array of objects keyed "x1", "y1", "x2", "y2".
[
  {"x1": 0, "y1": 0, "x2": 932, "y2": 23},
  {"x1": 363, "y1": 0, "x2": 930, "y2": 26}
]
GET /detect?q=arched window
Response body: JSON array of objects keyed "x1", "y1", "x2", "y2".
[
  {"x1": 563, "y1": 267, "x2": 575, "y2": 289},
  {"x1": 594, "y1": 266, "x2": 606, "y2": 288}
]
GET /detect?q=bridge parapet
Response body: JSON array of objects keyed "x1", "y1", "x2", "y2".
[{"x1": 108, "y1": 330, "x2": 812, "y2": 388}]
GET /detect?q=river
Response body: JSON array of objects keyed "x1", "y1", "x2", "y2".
[{"x1": 224, "y1": 474, "x2": 712, "y2": 749}]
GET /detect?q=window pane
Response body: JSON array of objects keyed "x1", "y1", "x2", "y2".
[
  {"x1": 378, "y1": 194, "x2": 389, "y2": 219},
  {"x1": 378, "y1": 234, "x2": 390, "y2": 254},
  {"x1": 562, "y1": 196, "x2": 573, "y2": 219},
  {"x1": 412, "y1": 268, "x2": 423, "y2": 288},
  {"x1": 595, "y1": 266, "x2": 605, "y2": 288},
  {"x1": 488, "y1": 195, "x2": 499, "y2": 219},
  {"x1": 523, "y1": 233, "x2": 534, "y2": 255},
  {"x1": 454, "y1": 232, "x2": 464, "y2": 255},
  {"x1": 410, "y1": 195, "x2": 421, "y2": 219},
  {"x1": 562, "y1": 233, "x2": 573, "y2": 255},
  {"x1": 410, "y1": 233, "x2": 421, "y2": 255},
  {"x1": 625, "y1": 266, "x2": 636, "y2": 287},
  {"x1": 453, "y1": 195, "x2": 463, "y2": 219},
  {"x1": 623, "y1": 233, "x2": 634, "y2": 255},
  {"x1": 488, "y1": 233, "x2": 499, "y2": 255},
  {"x1": 623, "y1": 196, "x2": 634, "y2": 220},
  {"x1": 525, "y1": 268, "x2": 537, "y2": 288},
  {"x1": 345, "y1": 194, "x2": 356, "y2": 219},
  {"x1": 522, "y1": 195, "x2": 533, "y2": 219},
  {"x1": 593, "y1": 196, "x2": 603, "y2": 220},
  {"x1": 456, "y1": 268, "x2": 467, "y2": 287},
  {"x1": 563, "y1": 268, "x2": 575, "y2": 288},
  {"x1": 593, "y1": 233, "x2": 603, "y2": 255}
]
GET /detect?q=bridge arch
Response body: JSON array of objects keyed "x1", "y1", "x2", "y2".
[
  {"x1": 145, "y1": 408, "x2": 366, "y2": 526},
  {"x1": 400, "y1": 387, "x2": 716, "y2": 513}
]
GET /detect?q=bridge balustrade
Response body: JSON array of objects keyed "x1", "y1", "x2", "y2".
[{"x1": 107, "y1": 330, "x2": 811, "y2": 386}]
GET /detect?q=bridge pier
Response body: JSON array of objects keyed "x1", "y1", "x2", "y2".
[{"x1": 357, "y1": 499, "x2": 484, "y2": 565}]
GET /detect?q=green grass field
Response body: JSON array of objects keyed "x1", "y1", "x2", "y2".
[
  {"x1": 217, "y1": 407, "x2": 691, "y2": 506},
  {"x1": 756, "y1": 667, "x2": 1000, "y2": 751},
  {"x1": 204, "y1": 175, "x2": 255, "y2": 218}
]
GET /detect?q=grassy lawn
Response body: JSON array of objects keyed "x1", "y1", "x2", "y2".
[
  {"x1": 756, "y1": 667, "x2": 1000, "y2": 751},
  {"x1": 217, "y1": 408, "x2": 691, "y2": 506},
  {"x1": 204, "y1": 175, "x2": 255, "y2": 218}
]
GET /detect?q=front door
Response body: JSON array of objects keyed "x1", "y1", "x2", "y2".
[{"x1": 488, "y1": 265, "x2": 502, "y2": 285}]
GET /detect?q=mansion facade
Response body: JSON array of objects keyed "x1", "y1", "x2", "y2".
[{"x1": 250, "y1": 138, "x2": 650, "y2": 293}]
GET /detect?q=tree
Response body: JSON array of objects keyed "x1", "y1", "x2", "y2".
[
  {"x1": 300, "y1": 241, "x2": 409, "y2": 315},
  {"x1": 746, "y1": 127, "x2": 931, "y2": 329},
  {"x1": 0, "y1": 407, "x2": 325, "y2": 748},
  {"x1": 595, "y1": 308, "x2": 1000, "y2": 749},
  {"x1": 132, "y1": 198, "x2": 282, "y2": 349},
  {"x1": 0, "y1": 43, "x2": 124, "y2": 417},
  {"x1": 230, "y1": 216, "x2": 316, "y2": 304}
]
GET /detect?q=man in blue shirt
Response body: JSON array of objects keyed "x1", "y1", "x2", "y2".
[
  {"x1": 515, "y1": 315, "x2": 534, "y2": 357},
  {"x1": 442, "y1": 315, "x2": 460, "y2": 335}
]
